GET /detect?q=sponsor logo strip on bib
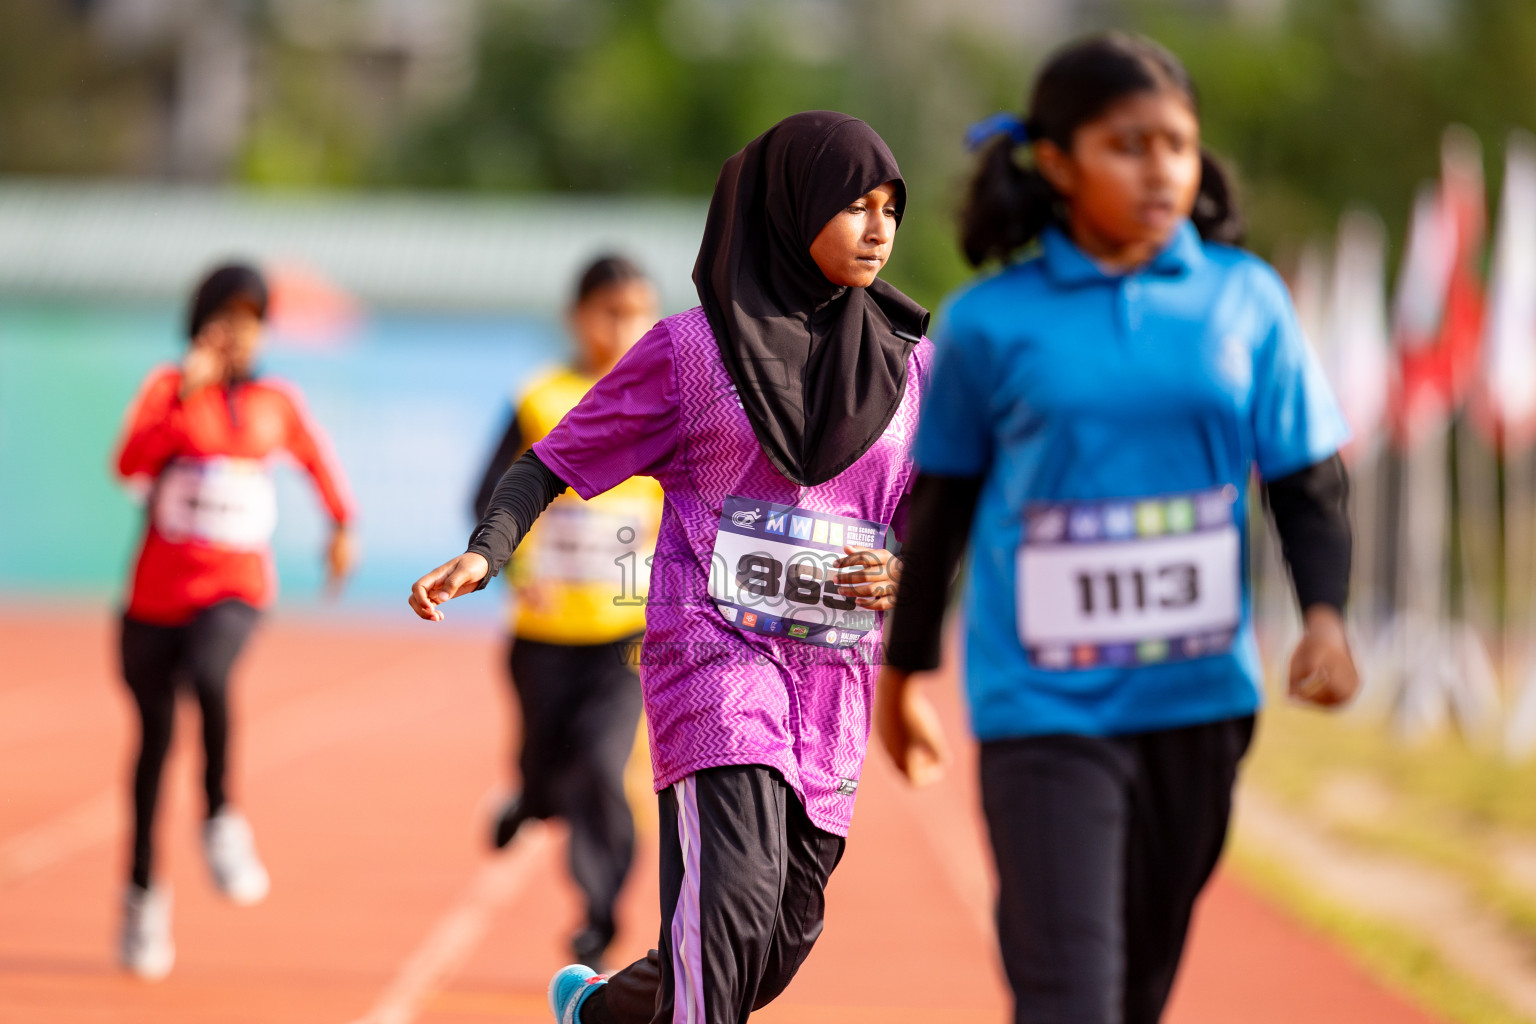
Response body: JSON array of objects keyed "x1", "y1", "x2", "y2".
[
  {"x1": 1017, "y1": 485, "x2": 1241, "y2": 671},
  {"x1": 710, "y1": 495, "x2": 886, "y2": 647}
]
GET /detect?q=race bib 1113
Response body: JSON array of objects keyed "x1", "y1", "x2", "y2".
[
  {"x1": 709, "y1": 495, "x2": 887, "y2": 648},
  {"x1": 1017, "y1": 485, "x2": 1241, "y2": 671}
]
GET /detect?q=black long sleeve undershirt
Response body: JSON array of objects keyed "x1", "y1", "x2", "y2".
[
  {"x1": 1263, "y1": 453, "x2": 1352, "y2": 615},
  {"x1": 885, "y1": 474, "x2": 983, "y2": 673},
  {"x1": 885, "y1": 456, "x2": 1352, "y2": 674},
  {"x1": 465, "y1": 450, "x2": 568, "y2": 586},
  {"x1": 473, "y1": 413, "x2": 525, "y2": 521}
]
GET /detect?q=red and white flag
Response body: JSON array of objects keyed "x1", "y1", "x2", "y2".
[
  {"x1": 1479, "y1": 131, "x2": 1536, "y2": 449},
  {"x1": 1392, "y1": 126, "x2": 1486, "y2": 448},
  {"x1": 1325, "y1": 209, "x2": 1392, "y2": 459}
]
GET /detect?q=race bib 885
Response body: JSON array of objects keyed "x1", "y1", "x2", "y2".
[
  {"x1": 709, "y1": 495, "x2": 886, "y2": 648},
  {"x1": 1018, "y1": 485, "x2": 1241, "y2": 671}
]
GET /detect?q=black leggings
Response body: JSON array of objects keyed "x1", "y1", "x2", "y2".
[
  {"x1": 120, "y1": 600, "x2": 259, "y2": 889},
  {"x1": 981, "y1": 715, "x2": 1255, "y2": 1024},
  {"x1": 510, "y1": 634, "x2": 644, "y2": 945}
]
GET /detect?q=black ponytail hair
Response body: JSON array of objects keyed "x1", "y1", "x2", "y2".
[
  {"x1": 960, "y1": 32, "x2": 1244, "y2": 268},
  {"x1": 573, "y1": 253, "x2": 648, "y2": 306},
  {"x1": 187, "y1": 262, "x2": 268, "y2": 340}
]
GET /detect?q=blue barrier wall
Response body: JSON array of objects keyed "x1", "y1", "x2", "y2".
[{"x1": 0, "y1": 301, "x2": 566, "y2": 621}]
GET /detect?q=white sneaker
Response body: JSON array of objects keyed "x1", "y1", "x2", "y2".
[
  {"x1": 202, "y1": 809, "x2": 270, "y2": 905},
  {"x1": 120, "y1": 884, "x2": 175, "y2": 980}
]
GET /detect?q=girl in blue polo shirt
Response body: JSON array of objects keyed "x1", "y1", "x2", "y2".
[{"x1": 879, "y1": 33, "x2": 1358, "y2": 1024}]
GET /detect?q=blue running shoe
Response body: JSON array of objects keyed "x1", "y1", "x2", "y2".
[{"x1": 548, "y1": 964, "x2": 605, "y2": 1024}]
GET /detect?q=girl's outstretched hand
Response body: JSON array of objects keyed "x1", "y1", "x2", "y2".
[
  {"x1": 874, "y1": 666, "x2": 949, "y2": 787},
  {"x1": 1288, "y1": 605, "x2": 1360, "y2": 708},
  {"x1": 409, "y1": 552, "x2": 489, "y2": 621}
]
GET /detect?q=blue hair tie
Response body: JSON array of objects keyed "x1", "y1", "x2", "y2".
[{"x1": 964, "y1": 112, "x2": 1030, "y2": 152}]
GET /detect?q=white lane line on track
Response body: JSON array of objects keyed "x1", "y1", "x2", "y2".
[
  {"x1": 345, "y1": 823, "x2": 554, "y2": 1024},
  {"x1": 0, "y1": 665, "x2": 468, "y2": 889},
  {"x1": 899, "y1": 785, "x2": 995, "y2": 941},
  {"x1": 0, "y1": 791, "x2": 118, "y2": 887}
]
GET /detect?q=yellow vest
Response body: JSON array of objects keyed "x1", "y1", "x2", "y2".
[{"x1": 507, "y1": 367, "x2": 663, "y2": 644}]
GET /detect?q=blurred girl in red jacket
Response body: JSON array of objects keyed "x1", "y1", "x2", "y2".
[{"x1": 112, "y1": 263, "x2": 355, "y2": 979}]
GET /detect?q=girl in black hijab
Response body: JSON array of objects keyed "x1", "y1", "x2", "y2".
[
  {"x1": 410, "y1": 112, "x2": 930, "y2": 1024},
  {"x1": 695, "y1": 110, "x2": 929, "y2": 485}
]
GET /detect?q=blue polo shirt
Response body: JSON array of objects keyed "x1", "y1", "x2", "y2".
[{"x1": 917, "y1": 221, "x2": 1349, "y2": 740}]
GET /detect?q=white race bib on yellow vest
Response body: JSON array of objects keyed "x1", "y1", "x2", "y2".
[{"x1": 528, "y1": 503, "x2": 650, "y2": 585}]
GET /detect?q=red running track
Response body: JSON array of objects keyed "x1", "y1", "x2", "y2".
[{"x1": 0, "y1": 609, "x2": 1441, "y2": 1023}]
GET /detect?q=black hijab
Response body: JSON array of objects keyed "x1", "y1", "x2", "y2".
[{"x1": 693, "y1": 111, "x2": 929, "y2": 487}]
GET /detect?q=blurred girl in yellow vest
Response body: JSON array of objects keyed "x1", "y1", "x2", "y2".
[{"x1": 472, "y1": 255, "x2": 663, "y2": 971}]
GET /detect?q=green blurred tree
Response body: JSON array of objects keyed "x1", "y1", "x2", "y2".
[
  {"x1": 13, "y1": 1, "x2": 1536, "y2": 306},
  {"x1": 367, "y1": 0, "x2": 1017, "y2": 306},
  {"x1": 363, "y1": 0, "x2": 1536, "y2": 304}
]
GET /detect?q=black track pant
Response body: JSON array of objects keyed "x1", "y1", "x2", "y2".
[
  {"x1": 510, "y1": 634, "x2": 644, "y2": 947},
  {"x1": 981, "y1": 715, "x2": 1255, "y2": 1024},
  {"x1": 581, "y1": 765, "x2": 845, "y2": 1024},
  {"x1": 120, "y1": 599, "x2": 260, "y2": 890}
]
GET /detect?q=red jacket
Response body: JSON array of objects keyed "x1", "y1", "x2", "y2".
[{"x1": 116, "y1": 366, "x2": 354, "y2": 625}]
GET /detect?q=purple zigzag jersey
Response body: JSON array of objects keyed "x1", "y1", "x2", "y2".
[{"x1": 534, "y1": 307, "x2": 930, "y2": 835}]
